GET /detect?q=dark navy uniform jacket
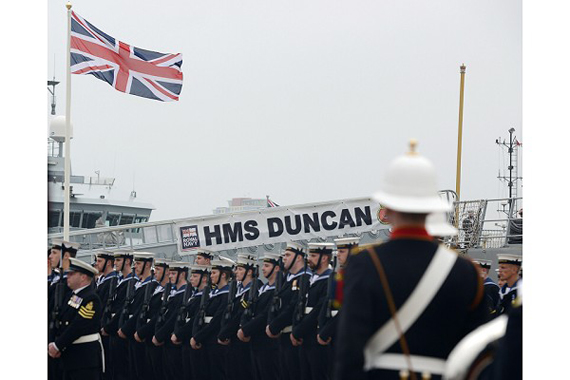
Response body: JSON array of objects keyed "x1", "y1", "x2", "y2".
[
  {"x1": 54, "y1": 284, "x2": 102, "y2": 371},
  {"x1": 241, "y1": 282, "x2": 279, "y2": 351},
  {"x1": 192, "y1": 284, "x2": 230, "y2": 344},
  {"x1": 292, "y1": 269, "x2": 332, "y2": 344},
  {"x1": 173, "y1": 290, "x2": 203, "y2": 344},
  {"x1": 267, "y1": 269, "x2": 312, "y2": 335},
  {"x1": 96, "y1": 271, "x2": 119, "y2": 319},
  {"x1": 103, "y1": 273, "x2": 138, "y2": 335},
  {"x1": 135, "y1": 284, "x2": 166, "y2": 345},
  {"x1": 154, "y1": 284, "x2": 187, "y2": 343},
  {"x1": 334, "y1": 228, "x2": 488, "y2": 380},
  {"x1": 318, "y1": 268, "x2": 343, "y2": 342},
  {"x1": 48, "y1": 272, "x2": 73, "y2": 342},
  {"x1": 120, "y1": 276, "x2": 158, "y2": 339},
  {"x1": 498, "y1": 279, "x2": 519, "y2": 316},
  {"x1": 483, "y1": 276, "x2": 500, "y2": 317},
  {"x1": 219, "y1": 279, "x2": 264, "y2": 342}
]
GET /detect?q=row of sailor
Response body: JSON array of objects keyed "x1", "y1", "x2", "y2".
[{"x1": 47, "y1": 140, "x2": 522, "y2": 380}]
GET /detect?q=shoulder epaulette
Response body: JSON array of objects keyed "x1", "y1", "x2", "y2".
[{"x1": 351, "y1": 243, "x2": 381, "y2": 256}]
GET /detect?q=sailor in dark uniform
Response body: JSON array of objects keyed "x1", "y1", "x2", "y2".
[
  {"x1": 48, "y1": 240, "x2": 80, "y2": 380},
  {"x1": 116, "y1": 252, "x2": 156, "y2": 380},
  {"x1": 497, "y1": 254, "x2": 522, "y2": 316},
  {"x1": 473, "y1": 259, "x2": 500, "y2": 318},
  {"x1": 93, "y1": 250, "x2": 118, "y2": 380},
  {"x1": 48, "y1": 257, "x2": 103, "y2": 380},
  {"x1": 193, "y1": 248, "x2": 214, "y2": 266},
  {"x1": 318, "y1": 237, "x2": 359, "y2": 348},
  {"x1": 101, "y1": 250, "x2": 137, "y2": 380},
  {"x1": 152, "y1": 261, "x2": 189, "y2": 379},
  {"x1": 291, "y1": 242, "x2": 335, "y2": 380},
  {"x1": 238, "y1": 252, "x2": 282, "y2": 380},
  {"x1": 172, "y1": 262, "x2": 211, "y2": 380},
  {"x1": 218, "y1": 253, "x2": 260, "y2": 380},
  {"x1": 135, "y1": 258, "x2": 171, "y2": 380},
  {"x1": 334, "y1": 141, "x2": 488, "y2": 380},
  {"x1": 49, "y1": 240, "x2": 80, "y2": 325},
  {"x1": 266, "y1": 242, "x2": 312, "y2": 380},
  {"x1": 191, "y1": 257, "x2": 234, "y2": 380}
]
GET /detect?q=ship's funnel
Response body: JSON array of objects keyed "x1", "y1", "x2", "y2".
[{"x1": 49, "y1": 115, "x2": 73, "y2": 142}]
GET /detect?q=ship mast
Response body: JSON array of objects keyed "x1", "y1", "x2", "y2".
[
  {"x1": 47, "y1": 77, "x2": 60, "y2": 115},
  {"x1": 496, "y1": 127, "x2": 522, "y2": 217}
]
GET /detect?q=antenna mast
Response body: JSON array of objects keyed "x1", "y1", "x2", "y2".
[
  {"x1": 47, "y1": 77, "x2": 60, "y2": 115},
  {"x1": 496, "y1": 127, "x2": 522, "y2": 216}
]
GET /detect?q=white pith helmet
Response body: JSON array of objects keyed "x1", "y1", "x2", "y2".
[
  {"x1": 372, "y1": 140, "x2": 452, "y2": 213},
  {"x1": 426, "y1": 212, "x2": 458, "y2": 237}
]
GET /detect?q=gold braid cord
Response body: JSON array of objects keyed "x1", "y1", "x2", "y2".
[{"x1": 366, "y1": 247, "x2": 417, "y2": 380}]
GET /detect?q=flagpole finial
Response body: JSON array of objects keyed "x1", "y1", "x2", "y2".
[{"x1": 66, "y1": 2, "x2": 72, "y2": 10}]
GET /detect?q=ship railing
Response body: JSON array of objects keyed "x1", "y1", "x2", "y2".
[
  {"x1": 48, "y1": 220, "x2": 179, "y2": 260},
  {"x1": 450, "y1": 197, "x2": 523, "y2": 249}
]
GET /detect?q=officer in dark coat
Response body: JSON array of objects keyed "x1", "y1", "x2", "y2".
[
  {"x1": 48, "y1": 257, "x2": 103, "y2": 380},
  {"x1": 266, "y1": 242, "x2": 312, "y2": 380},
  {"x1": 334, "y1": 141, "x2": 488, "y2": 380},
  {"x1": 238, "y1": 252, "x2": 282, "y2": 380},
  {"x1": 152, "y1": 261, "x2": 189, "y2": 379},
  {"x1": 291, "y1": 242, "x2": 335, "y2": 380},
  {"x1": 172, "y1": 263, "x2": 211, "y2": 380},
  {"x1": 191, "y1": 257, "x2": 234, "y2": 380},
  {"x1": 497, "y1": 254, "x2": 522, "y2": 315},
  {"x1": 135, "y1": 258, "x2": 171, "y2": 380},
  {"x1": 473, "y1": 259, "x2": 500, "y2": 317}
]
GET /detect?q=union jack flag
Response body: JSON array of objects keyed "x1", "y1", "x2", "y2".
[{"x1": 70, "y1": 11, "x2": 183, "y2": 102}]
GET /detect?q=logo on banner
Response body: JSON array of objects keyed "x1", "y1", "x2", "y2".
[
  {"x1": 180, "y1": 225, "x2": 201, "y2": 249},
  {"x1": 377, "y1": 205, "x2": 390, "y2": 225}
]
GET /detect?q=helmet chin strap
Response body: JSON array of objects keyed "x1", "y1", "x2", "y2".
[
  {"x1": 286, "y1": 252, "x2": 303, "y2": 273},
  {"x1": 267, "y1": 263, "x2": 277, "y2": 280},
  {"x1": 197, "y1": 272, "x2": 204, "y2": 289},
  {"x1": 159, "y1": 266, "x2": 167, "y2": 283},
  {"x1": 239, "y1": 267, "x2": 252, "y2": 283}
]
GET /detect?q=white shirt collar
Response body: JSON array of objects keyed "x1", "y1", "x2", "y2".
[{"x1": 73, "y1": 284, "x2": 90, "y2": 294}]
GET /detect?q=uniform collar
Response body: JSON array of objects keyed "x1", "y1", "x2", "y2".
[
  {"x1": 73, "y1": 284, "x2": 90, "y2": 294},
  {"x1": 390, "y1": 226, "x2": 432, "y2": 241},
  {"x1": 104, "y1": 271, "x2": 119, "y2": 279}
]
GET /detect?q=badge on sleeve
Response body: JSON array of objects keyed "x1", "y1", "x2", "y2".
[{"x1": 79, "y1": 301, "x2": 95, "y2": 319}]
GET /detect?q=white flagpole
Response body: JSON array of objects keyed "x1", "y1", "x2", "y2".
[{"x1": 63, "y1": 2, "x2": 72, "y2": 241}]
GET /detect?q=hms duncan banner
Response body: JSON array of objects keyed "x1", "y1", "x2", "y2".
[{"x1": 176, "y1": 198, "x2": 386, "y2": 252}]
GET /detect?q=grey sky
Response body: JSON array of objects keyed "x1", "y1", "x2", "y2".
[{"x1": 47, "y1": 0, "x2": 522, "y2": 221}]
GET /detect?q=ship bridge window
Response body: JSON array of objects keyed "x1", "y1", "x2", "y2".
[
  {"x1": 134, "y1": 216, "x2": 148, "y2": 224},
  {"x1": 82, "y1": 212, "x2": 103, "y2": 229},
  {"x1": 48, "y1": 210, "x2": 61, "y2": 228},
  {"x1": 70, "y1": 212, "x2": 82, "y2": 228},
  {"x1": 119, "y1": 215, "x2": 134, "y2": 225},
  {"x1": 106, "y1": 213, "x2": 120, "y2": 227}
]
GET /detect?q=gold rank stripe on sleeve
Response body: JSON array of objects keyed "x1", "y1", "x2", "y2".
[
  {"x1": 79, "y1": 307, "x2": 95, "y2": 319},
  {"x1": 78, "y1": 302, "x2": 96, "y2": 319}
]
